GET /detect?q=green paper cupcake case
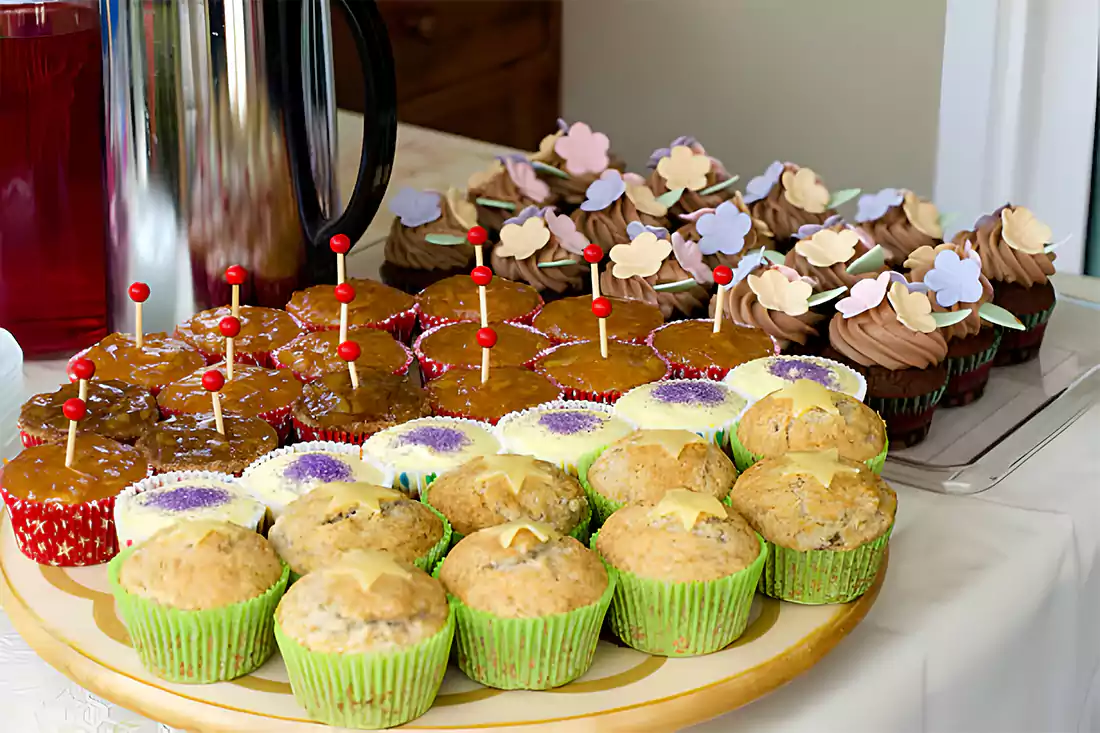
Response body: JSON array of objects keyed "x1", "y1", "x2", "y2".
[
  {"x1": 420, "y1": 489, "x2": 592, "y2": 549},
  {"x1": 433, "y1": 561, "x2": 616, "y2": 690},
  {"x1": 759, "y1": 524, "x2": 892, "y2": 604},
  {"x1": 107, "y1": 549, "x2": 289, "y2": 683},
  {"x1": 590, "y1": 531, "x2": 767, "y2": 656},
  {"x1": 726, "y1": 425, "x2": 889, "y2": 474},
  {"x1": 275, "y1": 609, "x2": 455, "y2": 729}
]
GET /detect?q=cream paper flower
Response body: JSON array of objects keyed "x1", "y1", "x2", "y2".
[
  {"x1": 531, "y1": 131, "x2": 563, "y2": 163},
  {"x1": 748, "y1": 269, "x2": 813, "y2": 316},
  {"x1": 609, "y1": 231, "x2": 672, "y2": 279},
  {"x1": 902, "y1": 244, "x2": 938, "y2": 271},
  {"x1": 467, "y1": 160, "x2": 503, "y2": 190},
  {"x1": 781, "y1": 167, "x2": 830, "y2": 214},
  {"x1": 623, "y1": 172, "x2": 669, "y2": 217},
  {"x1": 887, "y1": 281, "x2": 936, "y2": 333},
  {"x1": 445, "y1": 188, "x2": 479, "y2": 231},
  {"x1": 795, "y1": 228, "x2": 859, "y2": 267},
  {"x1": 902, "y1": 191, "x2": 943, "y2": 239},
  {"x1": 496, "y1": 216, "x2": 551, "y2": 260},
  {"x1": 656, "y1": 145, "x2": 712, "y2": 191},
  {"x1": 1000, "y1": 206, "x2": 1051, "y2": 255}
]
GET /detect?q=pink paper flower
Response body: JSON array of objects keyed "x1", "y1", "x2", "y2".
[
  {"x1": 545, "y1": 210, "x2": 589, "y2": 255},
  {"x1": 671, "y1": 232, "x2": 713, "y2": 284},
  {"x1": 836, "y1": 271, "x2": 893, "y2": 318},
  {"x1": 553, "y1": 122, "x2": 611, "y2": 176},
  {"x1": 503, "y1": 156, "x2": 550, "y2": 202}
]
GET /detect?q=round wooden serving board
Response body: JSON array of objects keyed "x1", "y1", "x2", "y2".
[{"x1": 0, "y1": 515, "x2": 884, "y2": 732}]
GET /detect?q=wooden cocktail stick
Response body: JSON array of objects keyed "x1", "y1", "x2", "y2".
[{"x1": 127, "y1": 282, "x2": 150, "y2": 349}]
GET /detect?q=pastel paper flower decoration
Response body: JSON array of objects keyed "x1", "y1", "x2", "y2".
[
  {"x1": 902, "y1": 191, "x2": 944, "y2": 238},
  {"x1": 609, "y1": 231, "x2": 672, "y2": 279},
  {"x1": 782, "y1": 167, "x2": 830, "y2": 214},
  {"x1": 696, "y1": 201, "x2": 752, "y2": 256},
  {"x1": 467, "y1": 160, "x2": 504, "y2": 190},
  {"x1": 445, "y1": 187, "x2": 478, "y2": 230},
  {"x1": 531, "y1": 131, "x2": 563, "y2": 163},
  {"x1": 647, "y1": 136, "x2": 702, "y2": 168},
  {"x1": 744, "y1": 161, "x2": 784, "y2": 204},
  {"x1": 656, "y1": 146, "x2": 713, "y2": 191},
  {"x1": 748, "y1": 269, "x2": 813, "y2": 316},
  {"x1": 678, "y1": 207, "x2": 714, "y2": 224},
  {"x1": 887, "y1": 281, "x2": 937, "y2": 333},
  {"x1": 545, "y1": 211, "x2": 588, "y2": 255},
  {"x1": 795, "y1": 228, "x2": 860, "y2": 267},
  {"x1": 974, "y1": 205, "x2": 1009, "y2": 232},
  {"x1": 795, "y1": 214, "x2": 844, "y2": 240},
  {"x1": 389, "y1": 187, "x2": 441, "y2": 228},
  {"x1": 623, "y1": 173, "x2": 669, "y2": 217},
  {"x1": 626, "y1": 221, "x2": 671, "y2": 241},
  {"x1": 732, "y1": 249, "x2": 768, "y2": 284},
  {"x1": 836, "y1": 271, "x2": 897, "y2": 318},
  {"x1": 503, "y1": 156, "x2": 550, "y2": 202},
  {"x1": 923, "y1": 249, "x2": 984, "y2": 307},
  {"x1": 903, "y1": 245, "x2": 937, "y2": 271},
  {"x1": 553, "y1": 122, "x2": 610, "y2": 175},
  {"x1": 1000, "y1": 206, "x2": 1051, "y2": 255},
  {"x1": 671, "y1": 232, "x2": 713, "y2": 284},
  {"x1": 855, "y1": 188, "x2": 904, "y2": 222},
  {"x1": 504, "y1": 205, "x2": 549, "y2": 226},
  {"x1": 497, "y1": 216, "x2": 551, "y2": 260},
  {"x1": 580, "y1": 170, "x2": 626, "y2": 212}
]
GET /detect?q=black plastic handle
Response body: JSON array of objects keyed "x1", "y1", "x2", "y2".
[{"x1": 278, "y1": 0, "x2": 397, "y2": 282}]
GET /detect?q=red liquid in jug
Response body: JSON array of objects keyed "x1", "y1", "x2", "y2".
[{"x1": 0, "y1": 3, "x2": 109, "y2": 357}]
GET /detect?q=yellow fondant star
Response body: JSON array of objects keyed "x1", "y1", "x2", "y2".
[
  {"x1": 779, "y1": 449, "x2": 859, "y2": 488},
  {"x1": 487, "y1": 521, "x2": 559, "y2": 549},
  {"x1": 648, "y1": 488, "x2": 727, "y2": 530},
  {"x1": 327, "y1": 549, "x2": 412, "y2": 591},
  {"x1": 772, "y1": 379, "x2": 840, "y2": 418},
  {"x1": 170, "y1": 519, "x2": 230, "y2": 545},
  {"x1": 633, "y1": 429, "x2": 705, "y2": 461},
  {"x1": 322, "y1": 482, "x2": 403, "y2": 516},
  {"x1": 478, "y1": 455, "x2": 548, "y2": 495}
]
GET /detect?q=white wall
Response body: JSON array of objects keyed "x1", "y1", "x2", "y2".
[{"x1": 563, "y1": 0, "x2": 948, "y2": 200}]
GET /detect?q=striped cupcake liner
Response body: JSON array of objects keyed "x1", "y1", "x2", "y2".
[
  {"x1": 759, "y1": 526, "x2": 891, "y2": 604},
  {"x1": 645, "y1": 319, "x2": 781, "y2": 381},
  {"x1": 727, "y1": 427, "x2": 888, "y2": 474}
]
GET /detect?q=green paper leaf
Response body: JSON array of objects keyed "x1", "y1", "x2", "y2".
[
  {"x1": 652, "y1": 278, "x2": 700, "y2": 293},
  {"x1": 537, "y1": 259, "x2": 578, "y2": 269},
  {"x1": 807, "y1": 286, "x2": 848, "y2": 307},
  {"x1": 475, "y1": 197, "x2": 517, "y2": 211},
  {"x1": 424, "y1": 233, "x2": 468, "y2": 246},
  {"x1": 846, "y1": 244, "x2": 886, "y2": 275},
  {"x1": 531, "y1": 161, "x2": 570, "y2": 179},
  {"x1": 698, "y1": 175, "x2": 740, "y2": 196},
  {"x1": 655, "y1": 187, "x2": 685, "y2": 208},
  {"x1": 931, "y1": 309, "x2": 972, "y2": 328},
  {"x1": 761, "y1": 249, "x2": 786, "y2": 266},
  {"x1": 1044, "y1": 234, "x2": 1071, "y2": 253},
  {"x1": 937, "y1": 212, "x2": 957, "y2": 231},
  {"x1": 978, "y1": 302, "x2": 1025, "y2": 330},
  {"x1": 828, "y1": 188, "x2": 861, "y2": 208}
]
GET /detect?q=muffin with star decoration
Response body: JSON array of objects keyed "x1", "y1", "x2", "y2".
[
  {"x1": 854, "y1": 188, "x2": 945, "y2": 265},
  {"x1": 466, "y1": 155, "x2": 553, "y2": 236},
  {"x1": 645, "y1": 137, "x2": 743, "y2": 217},
  {"x1": 741, "y1": 161, "x2": 859, "y2": 246},
  {"x1": 597, "y1": 227, "x2": 713, "y2": 319},
  {"x1": 675, "y1": 196, "x2": 776, "y2": 271},
  {"x1": 529, "y1": 120, "x2": 626, "y2": 207},
  {"x1": 488, "y1": 206, "x2": 588, "y2": 296},
  {"x1": 783, "y1": 218, "x2": 888, "y2": 293},
  {"x1": 570, "y1": 169, "x2": 671, "y2": 252},
  {"x1": 382, "y1": 187, "x2": 481, "y2": 293}
]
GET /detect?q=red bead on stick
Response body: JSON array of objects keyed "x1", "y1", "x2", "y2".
[
  {"x1": 62, "y1": 398, "x2": 87, "y2": 422},
  {"x1": 470, "y1": 266, "x2": 493, "y2": 287},
  {"x1": 592, "y1": 297, "x2": 612, "y2": 319},
  {"x1": 71, "y1": 358, "x2": 95, "y2": 381},
  {"x1": 201, "y1": 370, "x2": 225, "y2": 393},
  {"x1": 713, "y1": 265, "x2": 733, "y2": 286},
  {"x1": 583, "y1": 244, "x2": 604, "y2": 264},
  {"x1": 466, "y1": 226, "x2": 488, "y2": 246},
  {"x1": 225, "y1": 265, "x2": 247, "y2": 285},
  {"x1": 128, "y1": 282, "x2": 150, "y2": 303},
  {"x1": 333, "y1": 283, "x2": 357, "y2": 304},
  {"x1": 476, "y1": 327, "x2": 498, "y2": 348},
  {"x1": 337, "y1": 340, "x2": 362, "y2": 362},
  {"x1": 218, "y1": 316, "x2": 242, "y2": 338},
  {"x1": 329, "y1": 234, "x2": 351, "y2": 254}
]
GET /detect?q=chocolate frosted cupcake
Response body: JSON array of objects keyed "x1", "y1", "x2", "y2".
[
  {"x1": 426, "y1": 367, "x2": 562, "y2": 424},
  {"x1": 599, "y1": 229, "x2": 710, "y2": 319},
  {"x1": 647, "y1": 319, "x2": 778, "y2": 380},
  {"x1": 414, "y1": 321, "x2": 550, "y2": 381},
  {"x1": 418, "y1": 274, "x2": 543, "y2": 331},
  {"x1": 741, "y1": 161, "x2": 855, "y2": 245},
  {"x1": 646, "y1": 138, "x2": 741, "y2": 217},
  {"x1": 570, "y1": 170, "x2": 668, "y2": 251},
  {"x1": 784, "y1": 221, "x2": 887, "y2": 292},
  {"x1": 135, "y1": 413, "x2": 279, "y2": 475},
  {"x1": 488, "y1": 206, "x2": 588, "y2": 296},
  {"x1": 530, "y1": 120, "x2": 625, "y2": 207},
  {"x1": 534, "y1": 340, "x2": 669, "y2": 404},
  {"x1": 272, "y1": 327, "x2": 412, "y2": 382},
  {"x1": 533, "y1": 295, "x2": 663, "y2": 345},
  {"x1": 292, "y1": 369, "x2": 431, "y2": 444},
  {"x1": 70, "y1": 332, "x2": 205, "y2": 395},
  {"x1": 19, "y1": 380, "x2": 158, "y2": 447},
  {"x1": 467, "y1": 155, "x2": 553, "y2": 235},
  {"x1": 285, "y1": 278, "x2": 418, "y2": 343},
  {"x1": 382, "y1": 186, "x2": 479, "y2": 293},
  {"x1": 854, "y1": 188, "x2": 943, "y2": 265},
  {"x1": 175, "y1": 305, "x2": 303, "y2": 367},
  {"x1": 675, "y1": 197, "x2": 775, "y2": 271}
]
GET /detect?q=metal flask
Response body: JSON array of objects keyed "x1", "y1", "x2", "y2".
[{"x1": 100, "y1": 0, "x2": 396, "y2": 334}]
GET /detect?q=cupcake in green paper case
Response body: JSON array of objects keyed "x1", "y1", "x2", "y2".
[
  {"x1": 275, "y1": 550, "x2": 454, "y2": 728},
  {"x1": 728, "y1": 450, "x2": 895, "y2": 604},
  {"x1": 438, "y1": 521, "x2": 614, "y2": 690},
  {"x1": 730, "y1": 379, "x2": 887, "y2": 473},
  {"x1": 578, "y1": 429, "x2": 736, "y2": 525},
  {"x1": 593, "y1": 488, "x2": 765, "y2": 656},
  {"x1": 107, "y1": 520, "x2": 289, "y2": 683}
]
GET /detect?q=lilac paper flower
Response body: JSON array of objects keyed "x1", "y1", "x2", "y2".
[
  {"x1": 732, "y1": 250, "x2": 767, "y2": 284},
  {"x1": 671, "y1": 232, "x2": 713, "y2": 284},
  {"x1": 796, "y1": 214, "x2": 844, "y2": 240},
  {"x1": 923, "y1": 250, "x2": 984, "y2": 307},
  {"x1": 626, "y1": 221, "x2": 670, "y2": 241},
  {"x1": 743, "y1": 161, "x2": 785, "y2": 204},
  {"x1": 974, "y1": 204, "x2": 1009, "y2": 231},
  {"x1": 504, "y1": 205, "x2": 550, "y2": 226},
  {"x1": 580, "y1": 170, "x2": 626, "y2": 212},
  {"x1": 389, "y1": 187, "x2": 441, "y2": 227},
  {"x1": 545, "y1": 210, "x2": 589, "y2": 255},
  {"x1": 855, "y1": 188, "x2": 904, "y2": 223},
  {"x1": 647, "y1": 136, "x2": 701, "y2": 169},
  {"x1": 696, "y1": 201, "x2": 752, "y2": 256}
]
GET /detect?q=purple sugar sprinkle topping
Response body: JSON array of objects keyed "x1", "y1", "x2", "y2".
[
  {"x1": 652, "y1": 382, "x2": 726, "y2": 406},
  {"x1": 766, "y1": 358, "x2": 838, "y2": 388},
  {"x1": 284, "y1": 454, "x2": 354, "y2": 483},
  {"x1": 143, "y1": 486, "x2": 232, "y2": 512},
  {"x1": 397, "y1": 426, "x2": 470, "y2": 453},
  {"x1": 538, "y1": 410, "x2": 602, "y2": 435}
]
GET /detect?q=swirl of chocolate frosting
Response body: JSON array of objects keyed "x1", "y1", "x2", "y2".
[
  {"x1": 829, "y1": 301, "x2": 948, "y2": 370},
  {"x1": 859, "y1": 203, "x2": 940, "y2": 264},
  {"x1": 907, "y1": 242, "x2": 993, "y2": 341},
  {"x1": 537, "y1": 153, "x2": 627, "y2": 207},
  {"x1": 708, "y1": 277, "x2": 823, "y2": 347},
  {"x1": 647, "y1": 168, "x2": 738, "y2": 217},
  {"x1": 784, "y1": 224, "x2": 885, "y2": 292},
  {"x1": 747, "y1": 167, "x2": 835, "y2": 242},
  {"x1": 571, "y1": 196, "x2": 668, "y2": 250},
  {"x1": 676, "y1": 193, "x2": 775, "y2": 271},
  {"x1": 469, "y1": 169, "x2": 540, "y2": 234},
  {"x1": 599, "y1": 258, "x2": 709, "y2": 319},
  {"x1": 383, "y1": 199, "x2": 474, "y2": 271},
  {"x1": 490, "y1": 239, "x2": 586, "y2": 295},
  {"x1": 952, "y1": 208, "x2": 1055, "y2": 287}
]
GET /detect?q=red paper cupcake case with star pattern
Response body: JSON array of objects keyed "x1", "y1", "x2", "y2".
[
  {"x1": 289, "y1": 304, "x2": 420, "y2": 344},
  {"x1": 416, "y1": 296, "x2": 545, "y2": 333},
  {"x1": 157, "y1": 404, "x2": 294, "y2": 445},
  {"x1": 531, "y1": 340, "x2": 672, "y2": 405},
  {"x1": 192, "y1": 346, "x2": 275, "y2": 369},
  {"x1": 413, "y1": 322, "x2": 549, "y2": 382},
  {"x1": 19, "y1": 431, "x2": 46, "y2": 448},
  {"x1": 644, "y1": 320, "x2": 782, "y2": 382},
  {"x1": 271, "y1": 340, "x2": 414, "y2": 383},
  {"x1": 290, "y1": 419, "x2": 375, "y2": 446}
]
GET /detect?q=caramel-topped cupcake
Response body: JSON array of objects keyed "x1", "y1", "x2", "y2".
[
  {"x1": 293, "y1": 369, "x2": 431, "y2": 444},
  {"x1": 533, "y1": 295, "x2": 663, "y2": 345},
  {"x1": 176, "y1": 305, "x2": 302, "y2": 367},
  {"x1": 286, "y1": 278, "x2": 418, "y2": 342},
  {"x1": 647, "y1": 319, "x2": 778, "y2": 380},
  {"x1": 272, "y1": 328, "x2": 412, "y2": 382},
  {"x1": 418, "y1": 274, "x2": 543, "y2": 330},
  {"x1": 1, "y1": 434, "x2": 150, "y2": 566},
  {"x1": 71, "y1": 332, "x2": 205, "y2": 395},
  {"x1": 136, "y1": 414, "x2": 278, "y2": 475},
  {"x1": 426, "y1": 367, "x2": 562, "y2": 424},
  {"x1": 19, "y1": 380, "x2": 158, "y2": 447},
  {"x1": 534, "y1": 340, "x2": 669, "y2": 403},
  {"x1": 157, "y1": 364, "x2": 302, "y2": 440},
  {"x1": 415, "y1": 321, "x2": 550, "y2": 380}
]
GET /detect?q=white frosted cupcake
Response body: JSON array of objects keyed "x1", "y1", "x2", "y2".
[
  {"x1": 241, "y1": 441, "x2": 394, "y2": 519},
  {"x1": 614, "y1": 380, "x2": 748, "y2": 446},
  {"x1": 494, "y1": 401, "x2": 634, "y2": 475},
  {"x1": 115, "y1": 473, "x2": 267, "y2": 549},
  {"x1": 723, "y1": 356, "x2": 867, "y2": 402},
  {"x1": 362, "y1": 417, "x2": 500, "y2": 495}
]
